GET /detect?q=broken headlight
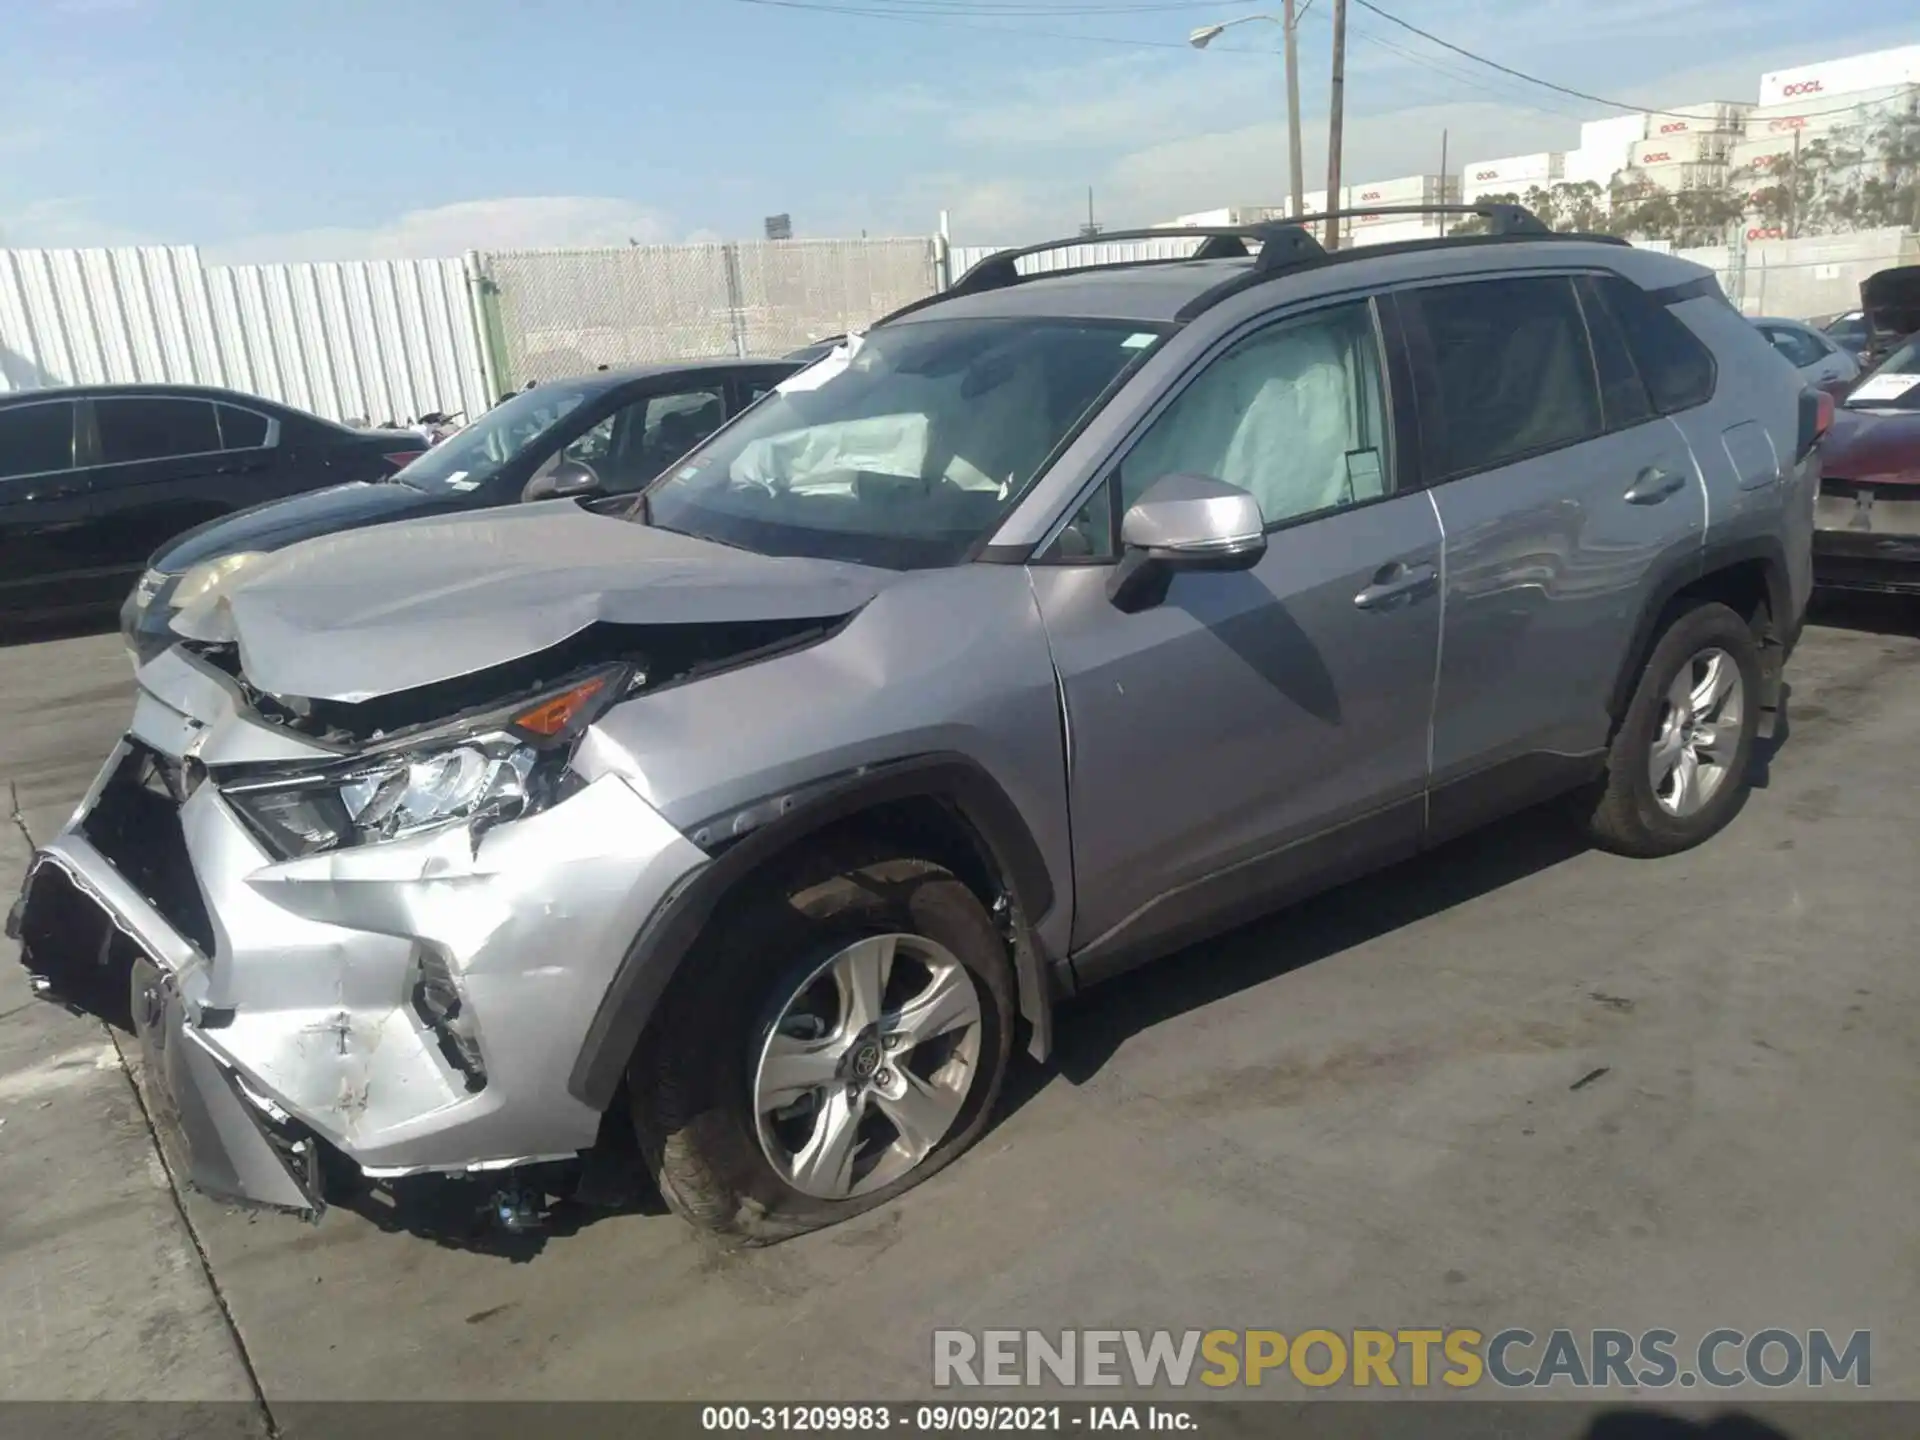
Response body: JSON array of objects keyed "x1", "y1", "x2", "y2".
[{"x1": 220, "y1": 668, "x2": 624, "y2": 858}]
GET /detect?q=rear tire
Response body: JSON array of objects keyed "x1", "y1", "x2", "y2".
[
  {"x1": 1580, "y1": 600, "x2": 1761, "y2": 858},
  {"x1": 630, "y1": 840, "x2": 1015, "y2": 1245}
]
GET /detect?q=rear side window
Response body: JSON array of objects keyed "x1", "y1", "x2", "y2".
[
  {"x1": 1592, "y1": 274, "x2": 1716, "y2": 414},
  {"x1": 216, "y1": 404, "x2": 271, "y2": 449},
  {"x1": 1761, "y1": 325, "x2": 1826, "y2": 368},
  {"x1": 96, "y1": 397, "x2": 222, "y2": 463},
  {"x1": 0, "y1": 401, "x2": 77, "y2": 479},
  {"x1": 1574, "y1": 276, "x2": 1655, "y2": 430},
  {"x1": 1408, "y1": 276, "x2": 1604, "y2": 481}
]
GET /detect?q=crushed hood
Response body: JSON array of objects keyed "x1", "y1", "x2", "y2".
[{"x1": 173, "y1": 500, "x2": 895, "y2": 703}]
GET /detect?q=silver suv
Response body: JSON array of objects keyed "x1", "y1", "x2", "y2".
[{"x1": 11, "y1": 208, "x2": 1818, "y2": 1244}]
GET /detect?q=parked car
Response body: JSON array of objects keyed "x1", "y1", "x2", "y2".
[
  {"x1": 11, "y1": 210, "x2": 1815, "y2": 1245},
  {"x1": 1812, "y1": 330, "x2": 1920, "y2": 593},
  {"x1": 1859, "y1": 265, "x2": 1920, "y2": 369},
  {"x1": 0, "y1": 385, "x2": 425, "y2": 627},
  {"x1": 1821, "y1": 310, "x2": 1871, "y2": 357},
  {"x1": 1753, "y1": 316, "x2": 1859, "y2": 399},
  {"x1": 120, "y1": 359, "x2": 799, "y2": 663}
]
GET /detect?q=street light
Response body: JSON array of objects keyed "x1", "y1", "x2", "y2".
[{"x1": 1189, "y1": 9, "x2": 1308, "y2": 224}]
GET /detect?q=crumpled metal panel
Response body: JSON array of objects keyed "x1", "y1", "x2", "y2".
[{"x1": 174, "y1": 501, "x2": 897, "y2": 702}]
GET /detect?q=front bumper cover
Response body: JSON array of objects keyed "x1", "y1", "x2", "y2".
[{"x1": 10, "y1": 648, "x2": 708, "y2": 1210}]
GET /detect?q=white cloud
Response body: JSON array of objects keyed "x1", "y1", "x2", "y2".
[
  {"x1": 862, "y1": 16, "x2": 1920, "y2": 244},
  {"x1": 202, "y1": 197, "x2": 682, "y2": 265}
]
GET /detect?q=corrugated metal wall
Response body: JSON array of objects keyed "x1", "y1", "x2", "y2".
[
  {"x1": 0, "y1": 245, "x2": 222, "y2": 393},
  {"x1": 203, "y1": 257, "x2": 490, "y2": 425},
  {"x1": 0, "y1": 245, "x2": 493, "y2": 425}
]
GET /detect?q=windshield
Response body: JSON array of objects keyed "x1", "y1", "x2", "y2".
[
  {"x1": 394, "y1": 383, "x2": 599, "y2": 494},
  {"x1": 635, "y1": 317, "x2": 1165, "y2": 567},
  {"x1": 1845, "y1": 335, "x2": 1920, "y2": 410}
]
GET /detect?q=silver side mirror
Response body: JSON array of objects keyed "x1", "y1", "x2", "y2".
[{"x1": 1107, "y1": 473, "x2": 1267, "y2": 612}]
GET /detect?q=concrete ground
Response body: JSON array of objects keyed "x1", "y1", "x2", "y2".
[{"x1": 3, "y1": 602, "x2": 1918, "y2": 1427}]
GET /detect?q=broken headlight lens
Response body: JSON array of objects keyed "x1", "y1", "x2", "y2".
[
  {"x1": 221, "y1": 667, "x2": 624, "y2": 857},
  {"x1": 225, "y1": 734, "x2": 539, "y2": 855}
]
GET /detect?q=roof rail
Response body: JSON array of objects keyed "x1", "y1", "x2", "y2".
[
  {"x1": 943, "y1": 223, "x2": 1326, "y2": 300},
  {"x1": 873, "y1": 202, "x2": 1591, "y2": 328}
]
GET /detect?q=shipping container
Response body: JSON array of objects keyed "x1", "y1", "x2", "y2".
[
  {"x1": 1581, "y1": 113, "x2": 1650, "y2": 153},
  {"x1": 1758, "y1": 45, "x2": 1920, "y2": 107},
  {"x1": 1629, "y1": 132, "x2": 1733, "y2": 167},
  {"x1": 1348, "y1": 174, "x2": 1455, "y2": 206},
  {"x1": 1729, "y1": 132, "x2": 1797, "y2": 167},
  {"x1": 1344, "y1": 219, "x2": 1446, "y2": 248},
  {"x1": 1628, "y1": 159, "x2": 1730, "y2": 192},
  {"x1": 1461, "y1": 151, "x2": 1567, "y2": 187},
  {"x1": 1657, "y1": 100, "x2": 1755, "y2": 132},
  {"x1": 1746, "y1": 83, "x2": 1919, "y2": 143}
]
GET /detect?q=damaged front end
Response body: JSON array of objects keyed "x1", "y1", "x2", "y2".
[{"x1": 7, "y1": 633, "x2": 746, "y2": 1221}]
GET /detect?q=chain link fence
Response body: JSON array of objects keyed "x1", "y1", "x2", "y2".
[
  {"x1": 1676, "y1": 228, "x2": 1920, "y2": 321},
  {"x1": 476, "y1": 237, "x2": 940, "y2": 388}
]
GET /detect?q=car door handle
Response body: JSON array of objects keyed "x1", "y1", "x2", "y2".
[
  {"x1": 1353, "y1": 562, "x2": 1437, "y2": 611},
  {"x1": 1625, "y1": 467, "x2": 1687, "y2": 504}
]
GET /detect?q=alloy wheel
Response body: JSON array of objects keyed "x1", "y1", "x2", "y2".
[
  {"x1": 752, "y1": 933, "x2": 984, "y2": 1201},
  {"x1": 1648, "y1": 645, "x2": 1744, "y2": 819}
]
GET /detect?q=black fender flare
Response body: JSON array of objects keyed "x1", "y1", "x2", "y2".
[
  {"x1": 567, "y1": 753, "x2": 1060, "y2": 1111},
  {"x1": 1607, "y1": 533, "x2": 1795, "y2": 723}
]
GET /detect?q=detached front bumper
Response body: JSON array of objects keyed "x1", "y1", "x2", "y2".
[
  {"x1": 9, "y1": 649, "x2": 707, "y2": 1212},
  {"x1": 1814, "y1": 481, "x2": 1920, "y2": 593}
]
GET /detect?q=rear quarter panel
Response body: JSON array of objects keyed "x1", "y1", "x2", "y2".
[{"x1": 1668, "y1": 294, "x2": 1815, "y2": 626}]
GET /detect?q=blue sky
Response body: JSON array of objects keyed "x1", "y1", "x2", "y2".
[{"x1": 1, "y1": 0, "x2": 1914, "y2": 260}]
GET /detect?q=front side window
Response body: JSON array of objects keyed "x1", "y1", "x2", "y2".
[
  {"x1": 1413, "y1": 276, "x2": 1604, "y2": 480},
  {"x1": 396, "y1": 383, "x2": 597, "y2": 495},
  {"x1": 558, "y1": 387, "x2": 729, "y2": 495},
  {"x1": 1118, "y1": 301, "x2": 1391, "y2": 527},
  {"x1": 95, "y1": 397, "x2": 221, "y2": 464},
  {"x1": 638, "y1": 318, "x2": 1163, "y2": 568},
  {"x1": 0, "y1": 401, "x2": 77, "y2": 480}
]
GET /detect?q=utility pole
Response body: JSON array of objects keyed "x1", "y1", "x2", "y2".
[
  {"x1": 1283, "y1": 0, "x2": 1306, "y2": 220},
  {"x1": 1438, "y1": 128, "x2": 1449, "y2": 236},
  {"x1": 1325, "y1": 0, "x2": 1347, "y2": 248}
]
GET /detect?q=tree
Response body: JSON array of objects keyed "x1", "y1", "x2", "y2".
[{"x1": 1450, "y1": 182, "x2": 1605, "y2": 235}]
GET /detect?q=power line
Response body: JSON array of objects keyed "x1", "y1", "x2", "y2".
[{"x1": 1349, "y1": 0, "x2": 1911, "y2": 124}]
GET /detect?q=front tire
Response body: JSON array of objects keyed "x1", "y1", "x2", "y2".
[
  {"x1": 1580, "y1": 600, "x2": 1762, "y2": 858},
  {"x1": 630, "y1": 842, "x2": 1015, "y2": 1245}
]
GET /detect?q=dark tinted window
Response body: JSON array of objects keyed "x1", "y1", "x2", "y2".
[
  {"x1": 217, "y1": 404, "x2": 270, "y2": 449},
  {"x1": 1576, "y1": 276, "x2": 1655, "y2": 430},
  {"x1": 96, "y1": 397, "x2": 222, "y2": 464},
  {"x1": 1593, "y1": 275, "x2": 1716, "y2": 414},
  {"x1": 0, "y1": 401, "x2": 77, "y2": 479},
  {"x1": 1413, "y1": 277, "x2": 1603, "y2": 480}
]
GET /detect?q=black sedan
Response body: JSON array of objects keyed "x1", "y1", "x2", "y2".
[
  {"x1": 1, "y1": 384, "x2": 426, "y2": 628},
  {"x1": 122, "y1": 358, "x2": 799, "y2": 662}
]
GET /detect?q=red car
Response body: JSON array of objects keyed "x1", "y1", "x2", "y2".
[{"x1": 1815, "y1": 331, "x2": 1920, "y2": 593}]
